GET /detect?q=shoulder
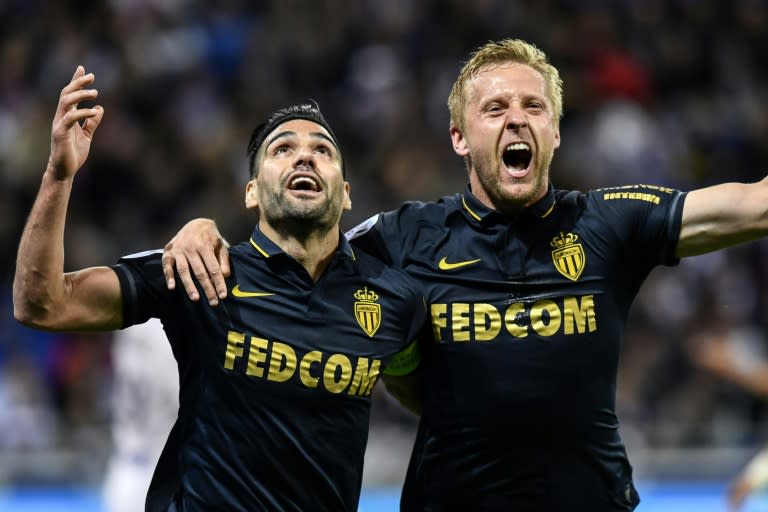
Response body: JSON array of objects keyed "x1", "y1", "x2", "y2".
[
  {"x1": 553, "y1": 185, "x2": 684, "y2": 215},
  {"x1": 113, "y1": 249, "x2": 164, "y2": 281},
  {"x1": 586, "y1": 184, "x2": 683, "y2": 207},
  {"x1": 346, "y1": 194, "x2": 461, "y2": 239},
  {"x1": 118, "y1": 249, "x2": 163, "y2": 265},
  {"x1": 392, "y1": 194, "x2": 462, "y2": 223},
  {"x1": 352, "y1": 248, "x2": 423, "y2": 294}
]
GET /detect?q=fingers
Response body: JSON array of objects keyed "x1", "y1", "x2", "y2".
[
  {"x1": 58, "y1": 104, "x2": 101, "y2": 133},
  {"x1": 201, "y1": 248, "x2": 228, "y2": 300},
  {"x1": 59, "y1": 68, "x2": 97, "y2": 111},
  {"x1": 175, "y1": 250, "x2": 204, "y2": 303},
  {"x1": 162, "y1": 242, "x2": 222, "y2": 306},
  {"x1": 191, "y1": 253, "x2": 222, "y2": 305},
  {"x1": 161, "y1": 251, "x2": 178, "y2": 290},
  {"x1": 72, "y1": 65, "x2": 85, "y2": 80},
  {"x1": 81, "y1": 105, "x2": 104, "y2": 137},
  {"x1": 215, "y1": 245, "x2": 232, "y2": 295}
]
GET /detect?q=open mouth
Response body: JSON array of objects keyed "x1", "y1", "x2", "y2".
[
  {"x1": 502, "y1": 142, "x2": 532, "y2": 173},
  {"x1": 287, "y1": 174, "x2": 322, "y2": 192}
]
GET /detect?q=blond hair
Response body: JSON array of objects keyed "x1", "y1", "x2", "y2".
[{"x1": 448, "y1": 39, "x2": 563, "y2": 131}]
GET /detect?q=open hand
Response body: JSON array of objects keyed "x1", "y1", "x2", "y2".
[{"x1": 49, "y1": 66, "x2": 103, "y2": 179}]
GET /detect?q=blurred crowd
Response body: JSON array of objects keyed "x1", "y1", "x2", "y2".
[{"x1": 3, "y1": 0, "x2": 768, "y2": 488}]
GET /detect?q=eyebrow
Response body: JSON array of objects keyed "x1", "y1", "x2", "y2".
[{"x1": 265, "y1": 130, "x2": 339, "y2": 151}]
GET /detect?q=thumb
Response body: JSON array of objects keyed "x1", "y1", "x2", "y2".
[{"x1": 81, "y1": 105, "x2": 104, "y2": 138}]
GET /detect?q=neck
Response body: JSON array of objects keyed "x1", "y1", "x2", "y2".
[
  {"x1": 468, "y1": 172, "x2": 549, "y2": 215},
  {"x1": 259, "y1": 219, "x2": 340, "y2": 282}
]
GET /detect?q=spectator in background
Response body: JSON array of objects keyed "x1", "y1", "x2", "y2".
[
  {"x1": 692, "y1": 321, "x2": 768, "y2": 511},
  {"x1": 102, "y1": 319, "x2": 178, "y2": 512}
]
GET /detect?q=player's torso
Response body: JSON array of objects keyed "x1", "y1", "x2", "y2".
[
  {"x1": 170, "y1": 241, "x2": 418, "y2": 511},
  {"x1": 390, "y1": 189, "x2": 666, "y2": 511},
  {"x1": 404, "y1": 193, "x2": 635, "y2": 431}
]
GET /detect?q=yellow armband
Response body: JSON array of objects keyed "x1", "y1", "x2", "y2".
[{"x1": 382, "y1": 338, "x2": 421, "y2": 376}]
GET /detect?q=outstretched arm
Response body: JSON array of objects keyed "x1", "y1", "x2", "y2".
[
  {"x1": 677, "y1": 178, "x2": 768, "y2": 257},
  {"x1": 13, "y1": 66, "x2": 122, "y2": 331},
  {"x1": 162, "y1": 218, "x2": 231, "y2": 305}
]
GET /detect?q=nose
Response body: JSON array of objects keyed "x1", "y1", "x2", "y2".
[
  {"x1": 293, "y1": 147, "x2": 316, "y2": 169},
  {"x1": 506, "y1": 106, "x2": 527, "y2": 131}
]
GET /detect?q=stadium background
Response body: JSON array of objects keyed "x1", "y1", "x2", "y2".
[{"x1": 2, "y1": 0, "x2": 768, "y2": 510}]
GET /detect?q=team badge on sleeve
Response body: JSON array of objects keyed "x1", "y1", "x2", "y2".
[
  {"x1": 353, "y1": 287, "x2": 381, "y2": 337},
  {"x1": 550, "y1": 232, "x2": 585, "y2": 281}
]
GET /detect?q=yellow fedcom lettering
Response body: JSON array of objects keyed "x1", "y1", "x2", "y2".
[
  {"x1": 223, "y1": 332, "x2": 381, "y2": 396},
  {"x1": 430, "y1": 295, "x2": 597, "y2": 342}
]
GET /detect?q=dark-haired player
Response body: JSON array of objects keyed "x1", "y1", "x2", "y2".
[{"x1": 13, "y1": 67, "x2": 424, "y2": 511}]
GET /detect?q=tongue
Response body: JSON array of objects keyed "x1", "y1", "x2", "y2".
[{"x1": 505, "y1": 163, "x2": 529, "y2": 177}]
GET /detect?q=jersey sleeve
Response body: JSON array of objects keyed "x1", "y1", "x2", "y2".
[
  {"x1": 589, "y1": 184, "x2": 686, "y2": 266},
  {"x1": 382, "y1": 273, "x2": 428, "y2": 377},
  {"x1": 109, "y1": 249, "x2": 170, "y2": 328},
  {"x1": 346, "y1": 213, "x2": 399, "y2": 266},
  {"x1": 346, "y1": 201, "x2": 434, "y2": 267}
]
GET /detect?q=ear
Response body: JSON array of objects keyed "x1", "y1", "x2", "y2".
[
  {"x1": 245, "y1": 179, "x2": 259, "y2": 209},
  {"x1": 554, "y1": 126, "x2": 561, "y2": 149},
  {"x1": 342, "y1": 181, "x2": 352, "y2": 211},
  {"x1": 450, "y1": 124, "x2": 470, "y2": 157}
]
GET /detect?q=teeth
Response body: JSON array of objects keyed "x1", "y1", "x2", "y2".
[
  {"x1": 506, "y1": 142, "x2": 530, "y2": 152},
  {"x1": 290, "y1": 176, "x2": 318, "y2": 191}
]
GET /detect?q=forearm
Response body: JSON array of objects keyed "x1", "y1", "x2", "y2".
[
  {"x1": 13, "y1": 167, "x2": 75, "y2": 325},
  {"x1": 678, "y1": 178, "x2": 768, "y2": 257}
]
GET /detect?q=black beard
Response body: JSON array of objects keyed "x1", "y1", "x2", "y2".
[{"x1": 261, "y1": 189, "x2": 339, "y2": 241}]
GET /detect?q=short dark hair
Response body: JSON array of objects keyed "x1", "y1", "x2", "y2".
[{"x1": 246, "y1": 100, "x2": 344, "y2": 178}]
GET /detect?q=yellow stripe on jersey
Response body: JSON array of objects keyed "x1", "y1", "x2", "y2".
[
  {"x1": 461, "y1": 197, "x2": 482, "y2": 221},
  {"x1": 249, "y1": 238, "x2": 270, "y2": 258}
]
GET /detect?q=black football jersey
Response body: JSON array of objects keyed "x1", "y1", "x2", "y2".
[
  {"x1": 112, "y1": 226, "x2": 425, "y2": 512},
  {"x1": 347, "y1": 183, "x2": 686, "y2": 511}
]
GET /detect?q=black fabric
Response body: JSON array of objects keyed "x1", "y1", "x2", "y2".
[
  {"x1": 246, "y1": 100, "x2": 344, "y2": 177},
  {"x1": 347, "y1": 183, "x2": 687, "y2": 511},
  {"x1": 112, "y1": 226, "x2": 425, "y2": 511}
]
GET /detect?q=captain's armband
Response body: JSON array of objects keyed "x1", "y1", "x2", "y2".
[{"x1": 382, "y1": 338, "x2": 421, "y2": 376}]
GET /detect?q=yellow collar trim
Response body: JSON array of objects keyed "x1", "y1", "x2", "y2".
[
  {"x1": 249, "y1": 238, "x2": 270, "y2": 258},
  {"x1": 461, "y1": 197, "x2": 482, "y2": 222}
]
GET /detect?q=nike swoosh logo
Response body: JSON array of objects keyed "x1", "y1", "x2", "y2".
[
  {"x1": 231, "y1": 285, "x2": 275, "y2": 298},
  {"x1": 438, "y1": 257, "x2": 482, "y2": 270}
]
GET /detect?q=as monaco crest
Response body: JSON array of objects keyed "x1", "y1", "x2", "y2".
[
  {"x1": 354, "y1": 287, "x2": 381, "y2": 337},
  {"x1": 550, "y1": 232, "x2": 585, "y2": 281}
]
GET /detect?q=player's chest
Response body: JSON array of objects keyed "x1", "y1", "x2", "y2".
[
  {"x1": 222, "y1": 265, "x2": 408, "y2": 354},
  {"x1": 405, "y1": 221, "x2": 611, "y2": 297}
]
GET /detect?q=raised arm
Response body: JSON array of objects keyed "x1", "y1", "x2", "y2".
[
  {"x1": 13, "y1": 66, "x2": 122, "y2": 332},
  {"x1": 677, "y1": 178, "x2": 768, "y2": 257}
]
